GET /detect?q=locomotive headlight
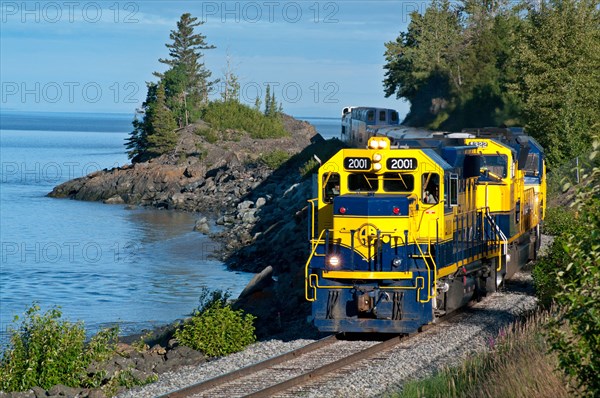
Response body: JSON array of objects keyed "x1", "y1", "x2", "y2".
[
  {"x1": 327, "y1": 255, "x2": 341, "y2": 268},
  {"x1": 369, "y1": 140, "x2": 379, "y2": 149},
  {"x1": 378, "y1": 139, "x2": 388, "y2": 149},
  {"x1": 372, "y1": 153, "x2": 382, "y2": 162},
  {"x1": 373, "y1": 163, "x2": 382, "y2": 171}
]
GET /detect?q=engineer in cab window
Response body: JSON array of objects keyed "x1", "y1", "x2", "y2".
[
  {"x1": 422, "y1": 173, "x2": 439, "y2": 204},
  {"x1": 324, "y1": 173, "x2": 341, "y2": 203}
]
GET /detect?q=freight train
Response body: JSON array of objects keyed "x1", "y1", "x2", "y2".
[{"x1": 305, "y1": 107, "x2": 546, "y2": 333}]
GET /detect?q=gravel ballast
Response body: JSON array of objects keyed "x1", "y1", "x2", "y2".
[{"x1": 117, "y1": 272, "x2": 538, "y2": 398}]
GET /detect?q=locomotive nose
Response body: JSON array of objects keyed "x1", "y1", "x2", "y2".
[{"x1": 333, "y1": 194, "x2": 413, "y2": 217}]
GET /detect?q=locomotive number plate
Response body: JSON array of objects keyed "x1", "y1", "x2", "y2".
[
  {"x1": 468, "y1": 141, "x2": 488, "y2": 148},
  {"x1": 386, "y1": 157, "x2": 418, "y2": 170},
  {"x1": 344, "y1": 157, "x2": 371, "y2": 170}
]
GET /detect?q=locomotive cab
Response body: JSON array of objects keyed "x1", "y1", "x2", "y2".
[{"x1": 305, "y1": 137, "x2": 497, "y2": 333}]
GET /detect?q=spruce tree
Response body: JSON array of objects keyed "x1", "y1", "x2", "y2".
[
  {"x1": 155, "y1": 13, "x2": 216, "y2": 125},
  {"x1": 146, "y1": 84, "x2": 178, "y2": 157},
  {"x1": 264, "y1": 84, "x2": 272, "y2": 116},
  {"x1": 221, "y1": 52, "x2": 240, "y2": 102},
  {"x1": 125, "y1": 13, "x2": 215, "y2": 162}
]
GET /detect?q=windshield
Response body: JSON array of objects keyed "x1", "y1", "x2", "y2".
[
  {"x1": 479, "y1": 155, "x2": 507, "y2": 182},
  {"x1": 383, "y1": 173, "x2": 414, "y2": 192},
  {"x1": 348, "y1": 173, "x2": 379, "y2": 191}
]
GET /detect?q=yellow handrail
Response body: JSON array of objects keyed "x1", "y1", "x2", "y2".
[
  {"x1": 305, "y1": 228, "x2": 329, "y2": 301},
  {"x1": 411, "y1": 232, "x2": 437, "y2": 303}
]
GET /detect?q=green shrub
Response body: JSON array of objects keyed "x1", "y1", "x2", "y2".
[
  {"x1": 542, "y1": 206, "x2": 578, "y2": 236},
  {"x1": 175, "y1": 295, "x2": 255, "y2": 357},
  {"x1": 0, "y1": 304, "x2": 118, "y2": 392},
  {"x1": 259, "y1": 149, "x2": 291, "y2": 169},
  {"x1": 201, "y1": 100, "x2": 288, "y2": 139},
  {"x1": 546, "y1": 147, "x2": 600, "y2": 397},
  {"x1": 195, "y1": 127, "x2": 219, "y2": 144},
  {"x1": 299, "y1": 158, "x2": 319, "y2": 178}
]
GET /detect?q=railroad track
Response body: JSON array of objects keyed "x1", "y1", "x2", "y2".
[
  {"x1": 157, "y1": 335, "x2": 397, "y2": 398},
  {"x1": 157, "y1": 312, "x2": 463, "y2": 398}
]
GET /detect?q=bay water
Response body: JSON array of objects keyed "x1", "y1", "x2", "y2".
[{"x1": 0, "y1": 111, "x2": 340, "y2": 347}]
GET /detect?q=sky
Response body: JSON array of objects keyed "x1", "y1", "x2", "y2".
[{"x1": 0, "y1": 1, "x2": 421, "y2": 118}]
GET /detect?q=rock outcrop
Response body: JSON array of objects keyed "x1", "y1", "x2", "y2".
[{"x1": 48, "y1": 115, "x2": 345, "y2": 339}]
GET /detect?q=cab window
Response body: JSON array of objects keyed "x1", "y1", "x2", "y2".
[
  {"x1": 348, "y1": 173, "x2": 378, "y2": 191},
  {"x1": 383, "y1": 173, "x2": 414, "y2": 192},
  {"x1": 322, "y1": 172, "x2": 340, "y2": 203},
  {"x1": 479, "y1": 155, "x2": 508, "y2": 181},
  {"x1": 379, "y1": 110, "x2": 386, "y2": 122},
  {"x1": 422, "y1": 173, "x2": 440, "y2": 204},
  {"x1": 367, "y1": 110, "x2": 375, "y2": 122},
  {"x1": 524, "y1": 153, "x2": 540, "y2": 177}
]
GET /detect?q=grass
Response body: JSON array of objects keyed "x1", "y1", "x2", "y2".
[
  {"x1": 201, "y1": 100, "x2": 288, "y2": 139},
  {"x1": 394, "y1": 310, "x2": 571, "y2": 398}
]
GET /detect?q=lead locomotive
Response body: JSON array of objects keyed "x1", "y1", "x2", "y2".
[{"x1": 305, "y1": 107, "x2": 546, "y2": 333}]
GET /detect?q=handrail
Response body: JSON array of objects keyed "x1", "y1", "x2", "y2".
[
  {"x1": 307, "y1": 198, "x2": 318, "y2": 241},
  {"x1": 410, "y1": 231, "x2": 437, "y2": 303},
  {"x1": 483, "y1": 208, "x2": 508, "y2": 271},
  {"x1": 305, "y1": 228, "x2": 329, "y2": 301}
]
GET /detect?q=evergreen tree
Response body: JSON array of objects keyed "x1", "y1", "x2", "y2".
[
  {"x1": 264, "y1": 84, "x2": 272, "y2": 116},
  {"x1": 221, "y1": 52, "x2": 240, "y2": 102},
  {"x1": 383, "y1": 0, "x2": 521, "y2": 129},
  {"x1": 254, "y1": 96, "x2": 262, "y2": 111},
  {"x1": 125, "y1": 13, "x2": 216, "y2": 162},
  {"x1": 146, "y1": 84, "x2": 178, "y2": 157},
  {"x1": 383, "y1": 0, "x2": 463, "y2": 127},
  {"x1": 511, "y1": 0, "x2": 600, "y2": 166},
  {"x1": 154, "y1": 13, "x2": 216, "y2": 126},
  {"x1": 125, "y1": 83, "x2": 157, "y2": 162},
  {"x1": 263, "y1": 84, "x2": 280, "y2": 117}
]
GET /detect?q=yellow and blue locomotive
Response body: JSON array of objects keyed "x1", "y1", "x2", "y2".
[{"x1": 305, "y1": 115, "x2": 546, "y2": 333}]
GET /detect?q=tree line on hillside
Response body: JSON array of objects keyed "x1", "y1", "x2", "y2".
[
  {"x1": 383, "y1": 0, "x2": 600, "y2": 166},
  {"x1": 125, "y1": 13, "x2": 283, "y2": 163}
]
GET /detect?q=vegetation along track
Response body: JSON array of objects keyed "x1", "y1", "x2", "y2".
[{"x1": 158, "y1": 312, "x2": 464, "y2": 398}]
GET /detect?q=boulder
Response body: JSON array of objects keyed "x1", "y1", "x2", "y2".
[
  {"x1": 238, "y1": 266, "x2": 274, "y2": 299},
  {"x1": 237, "y1": 200, "x2": 254, "y2": 210},
  {"x1": 194, "y1": 217, "x2": 210, "y2": 234},
  {"x1": 255, "y1": 197, "x2": 267, "y2": 208}
]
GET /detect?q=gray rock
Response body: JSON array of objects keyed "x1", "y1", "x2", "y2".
[
  {"x1": 30, "y1": 386, "x2": 46, "y2": 398},
  {"x1": 193, "y1": 217, "x2": 210, "y2": 234},
  {"x1": 103, "y1": 195, "x2": 125, "y2": 205},
  {"x1": 241, "y1": 210, "x2": 257, "y2": 224},
  {"x1": 237, "y1": 200, "x2": 254, "y2": 210},
  {"x1": 255, "y1": 197, "x2": 267, "y2": 208},
  {"x1": 47, "y1": 384, "x2": 82, "y2": 397},
  {"x1": 87, "y1": 390, "x2": 106, "y2": 398}
]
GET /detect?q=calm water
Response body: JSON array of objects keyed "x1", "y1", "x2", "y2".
[
  {"x1": 0, "y1": 112, "x2": 340, "y2": 346},
  {"x1": 300, "y1": 117, "x2": 341, "y2": 140},
  {"x1": 0, "y1": 111, "x2": 258, "y2": 345}
]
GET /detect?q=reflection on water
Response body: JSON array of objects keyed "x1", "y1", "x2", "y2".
[{"x1": 0, "y1": 123, "x2": 255, "y2": 348}]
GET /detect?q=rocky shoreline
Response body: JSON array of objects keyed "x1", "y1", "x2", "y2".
[
  {"x1": 0, "y1": 115, "x2": 346, "y2": 398},
  {"x1": 48, "y1": 115, "x2": 344, "y2": 337}
]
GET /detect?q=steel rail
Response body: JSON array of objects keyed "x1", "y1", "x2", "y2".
[
  {"x1": 160, "y1": 308, "x2": 467, "y2": 398},
  {"x1": 243, "y1": 334, "x2": 407, "y2": 398},
  {"x1": 158, "y1": 334, "x2": 339, "y2": 398}
]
